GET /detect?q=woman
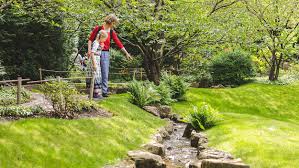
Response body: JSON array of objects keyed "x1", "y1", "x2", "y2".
[{"x1": 88, "y1": 14, "x2": 132, "y2": 97}]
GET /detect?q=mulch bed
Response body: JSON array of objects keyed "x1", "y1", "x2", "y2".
[{"x1": 0, "y1": 108, "x2": 113, "y2": 122}]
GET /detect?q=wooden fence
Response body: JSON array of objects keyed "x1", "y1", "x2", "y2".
[
  {"x1": 0, "y1": 67, "x2": 146, "y2": 103},
  {"x1": 0, "y1": 77, "x2": 30, "y2": 104}
]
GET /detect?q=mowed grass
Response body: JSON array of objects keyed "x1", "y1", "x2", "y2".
[
  {"x1": 0, "y1": 94, "x2": 166, "y2": 168},
  {"x1": 172, "y1": 82, "x2": 299, "y2": 168}
]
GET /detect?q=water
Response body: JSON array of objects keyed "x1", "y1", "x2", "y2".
[{"x1": 163, "y1": 123, "x2": 198, "y2": 167}]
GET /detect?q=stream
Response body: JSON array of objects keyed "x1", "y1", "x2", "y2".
[{"x1": 163, "y1": 123, "x2": 197, "y2": 168}]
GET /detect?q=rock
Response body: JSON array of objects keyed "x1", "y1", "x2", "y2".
[
  {"x1": 128, "y1": 150, "x2": 166, "y2": 168},
  {"x1": 142, "y1": 142, "x2": 165, "y2": 157},
  {"x1": 152, "y1": 133, "x2": 163, "y2": 143},
  {"x1": 183, "y1": 123, "x2": 194, "y2": 138},
  {"x1": 189, "y1": 159, "x2": 202, "y2": 168},
  {"x1": 198, "y1": 148, "x2": 234, "y2": 160},
  {"x1": 191, "y1": 82, "x2": 200, "y2": 88},
  {"x1": 143, "y1": 106, "x2": 160, "y2": 117},
  {"x1": 201, "y1": 159, "x2": 250, "y2": 168},
  {"x1": 191, "y1": 131, "x2": 203, "y2": 147},
  {"x1": 159, "y1": 105, "x2": 172, "y2": 118},
  {"x1": 211, "y1": 84, "x2": 225, "y2": 89},
  {"x1": 169, "y1": 113, "x2": 183, "y2": 122},
  {"x1": 159, "y1": 128, "x2": 170, "y2": 140},
  {"x1": 164, "y1": 121, "x2": 174, "y2": 134}
]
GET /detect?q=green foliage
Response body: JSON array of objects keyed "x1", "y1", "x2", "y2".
[
  {"x1": 188, "y1": 102, "x2": 221, "y2": 131},
  {"x1": 181, "y1": 55, "x2": 213, "y2": 87},
  {"x1": 127, "y1": 80, "x2": 160, "y2": 107},
  {"x1": 172, "y1": 83, "x2": 299, "y2": 168},
  {"x1": 156, "y1": 82, "x2": 175, "y2": 105},
  {"x1": 0, "y1": 87, "x2": 31, "y2": 105},
  {"x1": 211, "y1": 51, "x2": 254, "y2": 85},
  {"x1": 0, "y1": 105, "x2": 44, "y2": 117},
  {"x1": 161, "y1": 72, "x2": 189, "y2": 100},
  {"x1": 40, "y1": 81, "x2": 79, "y2": 118},
  {"x1": 256, "y1": 63, "x2": 299, "y2": 85}
]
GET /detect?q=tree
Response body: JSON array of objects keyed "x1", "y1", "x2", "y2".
[
  {"x1": 98, "y1": 0, "x2": 225, "y2": 84},
  {"x1": 208, "y1": 0, "x2": 299, "y2": 81}
]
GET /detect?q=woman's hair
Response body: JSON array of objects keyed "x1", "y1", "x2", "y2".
[{"x1": 104, "y1": 14, "x2": 119, "y2": 25}]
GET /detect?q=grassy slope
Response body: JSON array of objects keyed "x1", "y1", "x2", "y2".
[
  {"x1": 172, "y1": 83, "x2": 299, "y2": 168},
  {"x1": 0, "y1": 94, "x2": 165, "y2": 168}
]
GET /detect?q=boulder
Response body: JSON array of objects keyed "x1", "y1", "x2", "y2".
[
  {"x1": 198, "y1": 148, "x2": 234, "y2": 160},
  {"x1": 189, "y1": 159, "x2": 202, "y2": 168},
  {"x1": 190, "y1": 131, "x2": 205, "y2": 147},
  {"x1": 152, "y1": 133, "x2": 163, "y2": 143},
  {"x1": 183, "y1": 123, "x2": 194, "y2": 138},
  {"x1": 164, "y1": 121, "x2": 174, "y2": 134},
  {"x1": 159, "y1": 105, "x2": 172, "y2": 118},
  {"x1": 201, "y1": 159, "x2": 250, "y2": 168},
  {"x1": 211, "y1": 84, "x2": 225, "y2": 89},
  {"x1": 159, "y1": 128, "x2": 170, "y2": 140},
  {"x1": 142, "y1": 142, "x2": 165, "y2": 157},
  {"x1": 128, "y1": 150, "x2": 166, "y2": 168},
  {"x1": 143, "y1": 106, "x2": 160, "y2": 117}
]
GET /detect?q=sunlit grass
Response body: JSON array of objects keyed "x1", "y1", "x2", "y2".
[
  {"x1": 172, "y1": 82, "x2": 299, "y2": 168},
  {"x1": 0, "y1": 94, "x2": 166, "y2": 168}
]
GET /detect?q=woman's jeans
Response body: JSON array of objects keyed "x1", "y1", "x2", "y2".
[{"x1": 100, "y1": 51, "x2": 110, "y2": 94}]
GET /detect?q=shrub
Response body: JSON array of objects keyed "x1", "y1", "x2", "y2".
[
  {"x1": 161, "y1": 72, "x2": 189, "y2": 100},
  {"x1": 156, "y1": 82, "x2": 175, "y2": 105},
  {"x1": 181, "y1": 56, "x2": 213, "y2": 87},
  {"x1": 41, "y1": 81, "x2": 80, "y2": 119},
  {"x1": 0, "y1": 86, "x2": 31, "y2": 106},
  {"x1": 188, "y1": 102, "x2": 221, "y2": 131},
  {"x1": 128, "y1": 80, "x2": 160, "y2": 107},
  {"x1": 0, "y1": 105, "x2": 44, "y2": 117},
  {"x1": 211, "y1": 50, "x2": 254, "y2": 85}
]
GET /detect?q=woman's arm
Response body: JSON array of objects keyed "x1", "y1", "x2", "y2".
[{"x1": 111, "y1": 31, "x2": 132, "y2": 59}]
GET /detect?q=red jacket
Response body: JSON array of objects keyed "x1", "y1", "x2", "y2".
[{"x1": 88, "y1": 25, "x2": 124, "y2": 51}]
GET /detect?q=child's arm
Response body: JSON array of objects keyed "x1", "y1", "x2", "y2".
[{"x1": 91, "y1": 41, "x2": 100, "y2": 71}]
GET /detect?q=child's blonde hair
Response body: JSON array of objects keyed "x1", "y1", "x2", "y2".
[{"x1": 96, "y1": 30, "x2": 108, "y2": 42}]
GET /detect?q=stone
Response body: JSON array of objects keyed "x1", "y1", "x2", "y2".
[
  {"x1": 198, "y1": 148, "x2": 234, "y2": 160},
  {"x1": 159, "y1": 128, "x2": 170, "y2": 140},
  {"x1": 191, "y1": 82, "x2": 200, "y2": 88},
  {"x1": 143, "y1": 106, "x2": 160, "y2": 117},
  {"x1": 127, "y1": 150, "x2": 166, "y2": 168},
  {"x1": 191, "y1": 131, "x2": 203, "y2": 147},
  {"x1": 164, "y1": 121, "x2": 174, "y2": 134},
  {"x1": 211, "y1": 84, "x2": 225, "y2": 89},
  {"x1": 189, "y1": 159, "x2": 202, "y2": 168},
  {"x1": 142, "y1": 142, "x2": 165, "y2": 157},
  {"x1": 152, "y1": 133, "x2": 163, "y2": 143},
  {"x1": 159, "y1": 105, "x2": 172, "y2": 118},
  {"x1": 169, "y1": 113, "x2": 183, "y2": 122},
  {"x1": 183, "y1": 123, "x2": 194, "y2": 138},
  {"x1": 201, "y1": 159, "x2": 250, "y2": 168}
]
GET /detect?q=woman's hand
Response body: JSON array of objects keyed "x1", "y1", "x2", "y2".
[{"x1": 126, "y1": 53, "x2": 133, "y2": 60}]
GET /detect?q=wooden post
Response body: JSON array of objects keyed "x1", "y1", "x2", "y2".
[
  {"x1": 133, "y1": 69, "x2": 136, "y2": 80},
  {"x1": 89, "y1": 71, "x2": 95, "y2": 100},
  {"x1": 56, "y1": 76, "x2": 64, "y2": 109},
  {"x1": 140, "y1": 68, "x2": 143, "y2": 81},
  {"x1": 39, "y1": 68, "x2": 42, "y2": 84},
  {"x1": 17, "y1": 77, "x2": 22, "y2": 105}
]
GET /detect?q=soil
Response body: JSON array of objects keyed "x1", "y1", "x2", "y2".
[{"x1": 0, "y1": 92, "x2": 112, "y2": 122}]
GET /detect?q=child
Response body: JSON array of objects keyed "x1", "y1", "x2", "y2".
[{"x1": 87, "y1": 30, "x2": 108, "y2": 99}]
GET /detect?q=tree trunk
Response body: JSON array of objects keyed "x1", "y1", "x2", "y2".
[
  {"x1": 143, "y1": 53, "x2": 161, "y2": 85},
  {"x1": 269, "y1": 52, "x2": 277, "y2": 81}
]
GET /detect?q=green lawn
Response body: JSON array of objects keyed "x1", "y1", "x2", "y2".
[
  {"x1": 172, "y1": 82, "x2": 299, "y2": 168},
  {"x1": 0, "y1": 94, "x2": 166, "y2": 168}
]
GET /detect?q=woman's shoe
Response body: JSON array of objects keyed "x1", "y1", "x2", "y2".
[{"x1": 102, "y1": 93, "x2": 109, "y2": 97}]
